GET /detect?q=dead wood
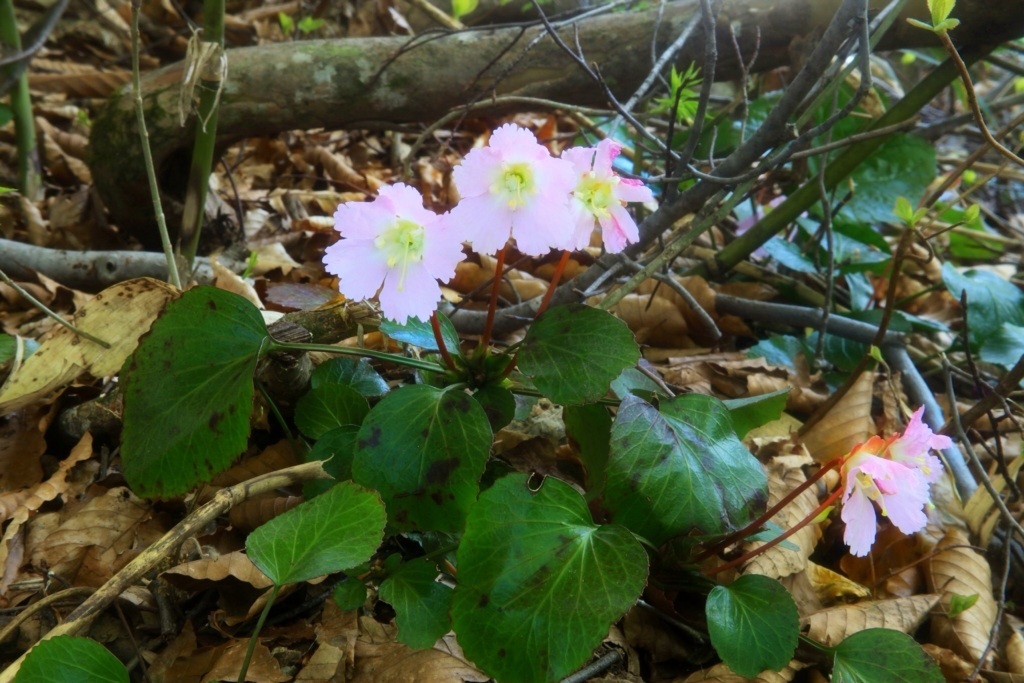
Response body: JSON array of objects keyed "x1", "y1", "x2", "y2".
[{"x1": 88, "y1": 0, "x2": 1024, "y2": 241}]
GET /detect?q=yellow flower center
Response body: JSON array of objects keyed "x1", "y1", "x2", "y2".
[
  {"x1": 375, "y1": 218, "x2": 425, "y2": 291},
  {"x1": 575, "y1": 172, "x2": 618, "y2": 218},
  {"x1": 494, "y1": 162, "x2": 535, "y2": 209}
]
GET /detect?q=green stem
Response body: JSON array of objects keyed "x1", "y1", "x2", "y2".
[
  {"x1": 0, "y1": 267, "x2": 110, "y2": 348},
  {"x1": 703, "y1": 43, "x2": 993, "y2": 278},
  {"x1": 0, "y1": 0, "x2": 41, "y2": 199},
  {"x1": 181, "y1": 0, "x2": 226, "y2": 267},
  {"x1": 237, "y1": 583, "x2": 281, "y2": 683},
  {"x1": 266, "y1": 340, "x2": 444, "y2": 373},
  {"x1": 130, "y1": 0, "x2": 181, "y2": 289}
]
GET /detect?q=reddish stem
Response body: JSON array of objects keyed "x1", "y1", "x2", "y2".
[
  {"x1": 536, "y1": 250, "x2": 572, "y2": 318},
  {"x1": 430, "y1": 311, "x2": 457, "y2": 372},
  {"x1": 705, "y1": 485, "x2": 844, "y2": 576},
  {"x1": 479, "y1": 245, "x2": 506, "y2": 351},
  {"x1": 693, "y1": 456, "x2": 845, "y2": 563}
]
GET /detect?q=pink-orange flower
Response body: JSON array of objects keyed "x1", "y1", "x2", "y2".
[
  {"x1": 323, "y1": 183, "x2": 465, "y2": 324},
  {"x1": 562, "y1": 139, "x2": 653, "y2": 253},
  {"x1": 449, "y1": 124, "x2": 576, "y2": 256},
  {"x1": 840, "y1": 408, "x2": 950, "y2": 557}
]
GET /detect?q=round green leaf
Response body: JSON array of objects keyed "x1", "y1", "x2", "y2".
[
  {"x1": 451, "y1": 474, "x2": 648, "y2": 683},
  {"x1": 294, "y1": 383, "x2": 369, "y2": 439},
  {"x1": 832, "y1": 628, "x2": 942, "y2": 683},
  {"x1": 304, "y1": 424, "x2": 360, "y2": 499},
  {"x1": 121, "y1": 287, "x2": 267, "y2": 498},
  {"x1": 16, "y1": 636, "x2": 128, "y2": 683},
  {"x1": 605, "y1": 394, "x2": 768, "y2": 544},
  {"x1": 246, "y1": 480, "x2": 385, "y2": 585},
  {"x1": 943, "y1": 262, "x2": 1024, "y2": 346},
  {"x1": 379, "y1": 559, "x2": 453, "y2": 649},
  {"x1": 353, "y1": 385, "x2": 492, "y2": 532},
  {"x1": 332, "y1": 577, "x2": 368, "y2": 611},
  {"x1": 380, "y1": 312, "x2": 461, "y2": 356},
  {"x1": 518, "y1": 304, "x2": 640, "y2": 405},
  {"x1": 311, "y1": 357, "x2": 389, "y2": 397},
  {"x1": 472, "y1": 385, "x2": 516, "y2": 431},
  {"x1": 706, "y1": 574, "x2": 799, "y2": 678}
]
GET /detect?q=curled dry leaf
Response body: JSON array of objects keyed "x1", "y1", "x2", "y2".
[
  {"x1": 804, "y1": 562, "x2": 871, "y2": 605},
  {"x1": 927, "y1": 528, "x2": 998, "y2": 666},
  {"x1": 228, "y1": 495, "x2": 303, "y2": 531},
  {"x1": 0, "y1": 278, "x2": 179, "y2": 412},
  {"x1": 801, "y1": 594, "x2": 940, "y2": 647},
  {"x1": 742, "y1": 455, "x2": 820, "y2": 579},
  {"x1": 680, "y1": 660, "x2": 806, "y2": 682},
  {"x1": 0, "y1": 432, "x2": 96, "y2": 593},
  {"x1": 800, "y1": 370, "x2": 876, "y2": 464},
  {"x1": 296, "y1": 601, "x2": 359, "y2": 681},
  {"x1": 28, "y1": 485, "x2": 166, "y2": 587},
  {"x1": 162, "y1": 550, "x2": 274, "y2": 591},
  {"x1": 922, "y1": 642, "x2": 978, "y2": 682},
  {"x1": 1007, "y1": 627, "x2": 1024, "y2": 675},
  {"x1": 353, "y1": 615, "x2": 489, "y2": 683},
  {"x1": 964, "y1": 455, "x2": 1024, "y2": 547}
]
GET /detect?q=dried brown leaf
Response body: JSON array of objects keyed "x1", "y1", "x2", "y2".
[
  {"x1": 353, "y1": 616, "x2": 488, "y2": 682},
  {"x1": 800, "y1": 370, "x2": 875, "y2": 464},
  {"x1": 927, "y1": 528, "x2": 997, "y2": 666},
  {"x1": 29, "y1": 486, "x2": 164, "y2": 587},
  {"x1": 228, "y1": 495, "x2": 303, "y2": 531},
  {"x1": 162, "y1": 550, "x2": 273, "y2": 591},
  {"x1": 804, "y1": 562, "x2": 871, "y2": 605},
  {"x1": 679, "y1": 660, "x2": 806, "y2": 682},
  {"x1": 0, "y1": 278, "x2": 178, "y2": 412},
  {"x1": 742, "y1": 456, "x2": 820, "y2": 579},
  {"x1": 964, "y1": 455, "x2": 1024, "y2": 547},
  {"x1": 1008, "y1": 628, "x2": 1024, "y2": 675},
  {"x1": 802, "y1": 595, "x2": 939, "y2": 647}
]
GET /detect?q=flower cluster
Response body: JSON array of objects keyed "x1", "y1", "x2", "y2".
[
  {"x1": 840, "y1": 406, "x2": 952, "y2": 556},
  {"x1": 322, "y1": 124, "x2": 654, "y2": 323}
]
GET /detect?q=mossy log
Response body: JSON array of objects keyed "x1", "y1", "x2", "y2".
[{"x1": 89, "y1": 0, "x2": 1024, "y2": 242}]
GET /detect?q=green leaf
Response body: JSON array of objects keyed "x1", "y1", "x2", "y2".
[
  {"x1": 451, "y1": 474, "x2": 648, "y2": 683},
  {"x1": 15, "y1": 636, "x2": 128, "y2": 683},
  {"x1": 605, "y1": 394, "x2": 768, "y2": 544},
  {"x1": 304, "y1": 425, "x2": 360, "y2": 498},
  {"x1": 451, "y1": 0, "x2": 477, "y2": 19},
  {"x1": 278, "y1": 11, "x2": 295, "y2": 34},
  {"x1": 943, "y1": 263, "x2": 1024, "y2": 346},
  {"x1": 763, "y1": 238, "x2": 817, "y2": 273},
  {"x1": 841, "y1": 134, "x2": 936, "y2": 225},
  {"x1": 981, "y1": 323, "x2": 1024, "y2": 370},
  {"x1": 333, "y1": 577, "x2": 367, "y2": 610},
  {"x1": 121, "y1": 287, "x2": 267, "y2": 498},
  {"x1": 379, "y1": 559, "x2": 453, "y2": 649},
  {"x1": 706, "y1": 574, "x2": 799, "y2": 678},
  {"x1": 832, "y1": 628, "x2": 943, "y2": 682},
  {"x1": 381, "y1": 312, "x2": 461, "y2": 356},
  {"x1": 472, "y1": 385, "x2": 516, "y2": 431},
  {"x1": 610, "y1": 367, "x2": 671, "y2": 401},
  {"x1": 518, "y1": 304, "x2": 640, "y2": 405},
  {"x1": 747, "y1": 335, "x2": 805, "y2": 369},
  {"x1": 353, "y1": 385, "x2": 492, "y2": 532},
  {"x1": 0, "y1": 333, "x2": 14, "y2": 364},
  {"x1": 929, "y1": 0, "x2": 955, "y2": 25},
  {"x1": 294, "y1": 383, "x2": 369, "y2": 439},
  {"x1": 564, "y1": 404, "x2": 612, "y2": 495},
  {"x1": 723, "y1": 389, "x2": 789, "y2": 439},
  {"x1": 246, "y1": 480, "x2": 385, "y2": 585},
  {"x1": 311, "y1": 357, "x2": 389, "y2": 397},
  {"x1": 948, "y1": 592, "x2": 978, "y2": 618}
]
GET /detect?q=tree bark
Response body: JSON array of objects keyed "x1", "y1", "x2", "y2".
[{"x1": 89, "y1": 0, "x2": 1024, "y2": 240}]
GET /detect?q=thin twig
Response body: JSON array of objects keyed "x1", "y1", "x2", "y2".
[{"x1": 0, "y1": 267, "x2": 111, "y2": 348}]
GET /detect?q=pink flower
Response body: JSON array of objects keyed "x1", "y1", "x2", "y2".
[
  {"x1": 887, "y1": 406, "x2": 951, "y2": 484},
  {"x1": 839, "y1": 409, "x2": 950, "y2": 557},
  {"x1": 323, "y1": 183, "x2": 465, "y2": 324},
  {"x1": 449, "y1": 124, "x2": 576, "y2": 256},
  {"x1": 562, "y1": 139, "x2": 654, "y2": 253},
  {"x1": 841, "y1": 442, "x2": 930, "y2": 557}
]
